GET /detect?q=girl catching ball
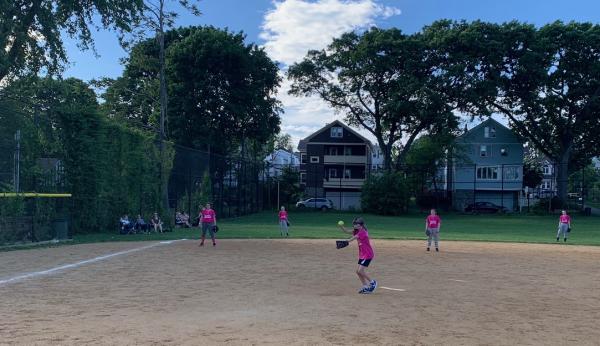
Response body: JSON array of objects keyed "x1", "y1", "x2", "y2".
[{"x1": 339, "y1": 217, "x2": 377, "y2": 294}]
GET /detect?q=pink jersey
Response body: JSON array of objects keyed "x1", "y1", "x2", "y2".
[
  {"x1": 279, "y1": 211, "x2": 288, "y2": 220},
  {"x1": 201, "y1": 209, "x2": 216, "y2": 223},
  {"x1": 426, "y1": 215, "x2": 441, "y2": 229},
  {"x1": 560, "y1": 214, "x2": 571, "y2": 224},
  {"x1": 356, "y1": 228, "x2": 374, "y2": 260}
]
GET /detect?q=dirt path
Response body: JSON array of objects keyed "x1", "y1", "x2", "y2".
[{"x1": 1, "y1": 240, "x2": 599, "y2": 345}]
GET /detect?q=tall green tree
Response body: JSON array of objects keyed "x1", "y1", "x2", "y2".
[
  {"x1": 288, "y1": 28, "x2": 459, "y2": 171},
  {"x1": 166, "y1": 27, "x2": 282, "y2": 155},
  {"x1": 0, "y1": 0, "x2": 144, "y2": 81},
  {"x1": 426, "y1": 20, "x2": 600, "y2": 204}
]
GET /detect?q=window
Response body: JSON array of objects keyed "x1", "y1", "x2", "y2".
[
  {"x1": 310, "y1": 156, "x2": 319, "y2": 163},
  {"x1": 344, "y1": 147, "x2": 352, "y2": 156},
  {"x1": 484, "y1": 127, "x2": 497, "y2": 138},
  {"x1": 329, "y1": 168, "x2": 337, "y2": 178},
  {"x1": 480, "y1": 145, "x2": 488, "y2": 157},
  {"x1": 541, "y1": 180, "x2": 551, "y2": 189},
  {"x1": 344, "y1": 169, "x2": 351, "y2": 179},
  {"x1": 301, "y1": 153, "x2": 307, "y2": 164},
  {"x1": 329, "y1": 147, "x2": 338, "y2": 156},
  {"x1": 477, "y1": 166, "x2": 499, "y2": 180},
  {"x1": 330, "y1": 127, "x2": 343, "y2": 138},
  {"x1": 543, "y1": 165, "x2": 551, "y2": 175},
  {"x1": 503, "y1": 166, "x2": 520, "y2": 180},
  {"x1": 300, "y1": 173, "x2": 306, "y2": 184}
]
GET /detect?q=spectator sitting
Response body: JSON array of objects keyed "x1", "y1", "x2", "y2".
[
  {"x1": 181, "y1": 212, "x2": 192, "y2": 228},
  {"x1": 151, "y1": 212, "x2": 163, "y2": 233},
  {"x1": 119, "y1": 215, "x2": 134, "y2": 234},
  {"x1": 135, "y1": 215, "x2": 149, "y2": 233},
  {"x1": 175, "y1": 211, "x2": 184, "y2": 227}
]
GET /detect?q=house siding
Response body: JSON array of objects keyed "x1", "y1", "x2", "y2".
[{"x1": 451, "y1": 119, "x2": 524, "y2": 211}]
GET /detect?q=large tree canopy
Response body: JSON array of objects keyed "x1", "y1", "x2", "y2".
[
  {"x1": 0, "y1": 0, "x2": 144, "y2": 81},
  {"x1": 287, "y1": 27, "x2": 459, "y2": 171},
  {"x1": 425, "y1": 20, "x2": 600, "y2": 203},
  {"x1": 102, "y1": 26, "x2": 282, "y2": 156}
]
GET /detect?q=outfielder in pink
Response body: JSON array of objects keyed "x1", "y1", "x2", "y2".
[
  {"x1": 426, "y1": 209, "x2": 441, "y2": 252},
  {"x1": 557, "y1": 210, "x2": 571, "y2": 242}
]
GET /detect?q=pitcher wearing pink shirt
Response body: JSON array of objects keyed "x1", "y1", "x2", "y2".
[
  {"x1": 425, "y1": 209, "x2": 441, "y2": 252},
  {"x1": 199, "y1": 203, "x2": 217, "y2": 247},
  {"x1": 278, "y1": 206, "x2": 290, "y2": 237},
  {"x1": 339, "y1": 217, "x2": 377, "y2": 294},
  {"x1": 556, "y1": 210, "x2": 571, "y2": 242}
]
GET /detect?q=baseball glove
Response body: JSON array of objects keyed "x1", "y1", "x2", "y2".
[
  {"x1": 425, "y1": 229, "x2": 431, "y2": 236},
  {"x1": 286, "y1": 220, "x2": 291, "y2": 227},
  {"x1": 567, "y1": 227, "x2": 571, "y2": 233},
  {"x1": 336, "y1": 240, "x2": 349, "y2": 249},
  {"x1": 212, "y1": 225, "x2": 219, "y2": 233}
]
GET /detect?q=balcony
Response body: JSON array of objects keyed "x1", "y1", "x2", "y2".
[
  {"x1": 323, "y1": 178, "x2": 366, "y2": 189},
  {"x1": 323, "y1": 155, "x2": 367, "y2": 164}
]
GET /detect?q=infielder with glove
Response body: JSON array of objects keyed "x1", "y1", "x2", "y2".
[
  {"x1": 426, "y1": 209, "x2": 441, "y2": 252},
  {"x1": 199, "y1": 203, "x2": 217, "y2": 247},
  {"x1": 338, "y1": 217, "x2": 377, "y2": 294},
  {"x1": 556, "y1": 210, "x2": 571, "y2": 243}
]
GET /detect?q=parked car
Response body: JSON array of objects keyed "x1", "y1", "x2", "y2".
[
  {"x1": 296, "y1": 198, "x2": 334, "y2": 211},
  {"x1": 464, "y1": 202, "x2": 508, "y2": 214}
]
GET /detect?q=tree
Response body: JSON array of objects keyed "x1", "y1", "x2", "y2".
[
  {"x1": 426, "y1": 20, "x2": 600, "y2": 204},
  {"x1": 288, "y1": 28, "x2": 459, "y2": 171},
  {"x1": 0, "y1": 0, "x2": 144, "y2": 81},
  {"x1": 166, "y1": 27, "x2": 282, "y2": 155},
  {"x1": 275, "y1": 134, "x2": 294, "y2": 152},
  {"x1": 523, "y1": 162, "x2": 544, "y2": 189}
]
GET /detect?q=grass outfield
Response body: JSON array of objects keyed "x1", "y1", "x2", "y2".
[{"x1": 73, "y1": 211, "x2": 600, "y2": 246}]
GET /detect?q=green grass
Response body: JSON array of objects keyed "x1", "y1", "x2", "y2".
[{"x1": 70, "y1": 211, "x2": 600, "y2": 247}]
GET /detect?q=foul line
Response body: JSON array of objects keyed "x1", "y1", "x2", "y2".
[
  {"x1": 0, "y1": 240, "x2": 184, "y2": 287},
  {"x1": 380, "y1": 286, "x2": 406, "y2": 292},
  {"x1": 449, "y1": 279, "x2": 468, "y2": 283}
]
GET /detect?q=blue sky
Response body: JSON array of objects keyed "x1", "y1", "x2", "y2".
[{"x1": 63, "y1": 0, "x2": 600, "y2": 143}]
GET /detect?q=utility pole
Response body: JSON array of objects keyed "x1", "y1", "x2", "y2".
[{"x1": 14, "y1": 130, "x2": 20, "y2": 193}]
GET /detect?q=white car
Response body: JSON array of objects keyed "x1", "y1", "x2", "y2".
[{"x1": 296, "y1": 198, "x2": 334, "y2": 211}]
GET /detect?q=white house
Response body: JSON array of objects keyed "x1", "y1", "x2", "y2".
[{"x1": 264, "y1": 149, "x2": 300, "y2": 177}]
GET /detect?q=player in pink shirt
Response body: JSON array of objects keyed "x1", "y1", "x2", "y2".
[
  {"x1": 199, "y1": 203, "x2": 217, "y2": 247},
  {"x1": 339, "y1": 217, "x2": 377, "y2": 294},
  {"x1": 556, "y1": 210, "x2": 571, "y2": 242},
  {"x1": 425, "y1": 209, "x2": 441, "y2": 252},
  {"x1": 278, "y1": 206, "x2": 290, "y2": 237}
]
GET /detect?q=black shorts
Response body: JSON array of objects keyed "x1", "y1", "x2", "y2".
[{"x1": 358, "y1": 258, "x2": 372, "y2": 267}]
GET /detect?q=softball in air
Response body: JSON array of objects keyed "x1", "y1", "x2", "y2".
[{"x1": 338, "y1": 220, "x2": 345, "y2": 226}]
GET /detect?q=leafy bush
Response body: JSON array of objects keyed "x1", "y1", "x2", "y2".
[{"x1": 361, "y1": 172, "x2": 409, "y2": 215}]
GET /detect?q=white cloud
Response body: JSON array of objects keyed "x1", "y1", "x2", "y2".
[{"x1": 260, "y1": 0, "x2": 400, "y2": 148}]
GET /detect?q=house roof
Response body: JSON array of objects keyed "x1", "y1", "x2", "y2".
[
  {"x1": 297, "y1": 120, "x2": 372, "y2": 150},
  {"x1": 458, "y1": 118, "x2": 522, "y2": 142}
]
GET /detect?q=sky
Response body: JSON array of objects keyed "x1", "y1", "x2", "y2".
[{"x1": 63, "y1": 0, "x2": 600, "y2": 147}]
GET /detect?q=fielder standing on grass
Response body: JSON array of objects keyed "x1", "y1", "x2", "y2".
[
  {"x1": 339, "y1": 217, "x2": 377, "y2": 294},
  {"x1": 426, "y1": 209, "x2": 441, "y2": 252},
  {"x1": 278, "y1": 206, "x2": 289, "y2": 237},
  {"x1": 199, "y1": 203, "x2": 217, "y2": 247},
  {"x1": 557, "y1": 210, "x2": 572, "y2": 243}
]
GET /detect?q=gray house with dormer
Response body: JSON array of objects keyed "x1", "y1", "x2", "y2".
[{"x1": 448, "y1": 118, "x2": 524, "y2": 212}]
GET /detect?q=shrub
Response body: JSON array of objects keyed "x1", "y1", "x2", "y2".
[{"x1": 361, "y1": 172, "x2": 409, "y2": 215}]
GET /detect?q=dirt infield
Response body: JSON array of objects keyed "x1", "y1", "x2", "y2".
[{"x1": 1, "y1": 239, "x2": 599, "y2": 345}]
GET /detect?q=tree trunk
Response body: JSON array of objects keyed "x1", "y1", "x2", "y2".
[
  {"x1": 158, "y1": 0, "x2": 170, "y2": 216},
  {"x1": 555, "y1": 144, "x2": 572, "y2": 207},
  {"x1": 376, "y1": 138, "x2": 393, "y2": 172}
]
